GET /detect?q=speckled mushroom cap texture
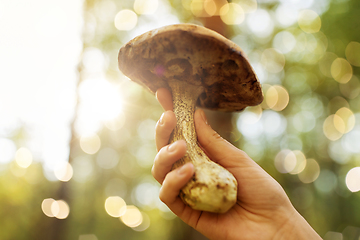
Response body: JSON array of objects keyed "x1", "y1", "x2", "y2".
[{"x1": 118, "y1": 23, "x2": 263, "y2": 111}]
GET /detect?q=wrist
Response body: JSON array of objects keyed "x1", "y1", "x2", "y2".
[{"x1": 274, "y1": 207, "x2": 322, "y2": 240}]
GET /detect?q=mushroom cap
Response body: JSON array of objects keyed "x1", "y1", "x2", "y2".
[{"x1": 118, "y1": 24, "x2": 263, "y2": 111}]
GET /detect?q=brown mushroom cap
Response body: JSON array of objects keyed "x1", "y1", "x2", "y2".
[{"x1": 118, "y1": 23, "x2": 263, "y2": 111}]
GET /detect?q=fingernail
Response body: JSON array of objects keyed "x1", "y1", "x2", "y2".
[
  {"x1": 168, "y1": 141, "x2": 178, "y2": 152},
  {"x1": 199, "y1": 110, "x2": 208, "y2": 125}
]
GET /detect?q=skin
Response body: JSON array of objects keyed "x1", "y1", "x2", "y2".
[{"x1": 152, "y1": 88, "x2": 323, "y2": 240}]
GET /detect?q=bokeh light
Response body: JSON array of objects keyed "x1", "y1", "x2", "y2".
[
  {"x1": 54, "y1": 162, "x2": 73, "y2": 182},
  {"x1": 345, "y1": 167, "x2": 360, "y2": 192},
  {"x1": 314, "y1": 169, "x2": 337, "y2": 193},
  {"x1": 339, "y1": 76, "x2": 360, "y2": 99},
  {"x1": 42, "y1": 198, "x2": 70, "y2": 219},
  {"x1": 51, "y1": 200, "x2": 70, "y2": 219},
  {"x1": 134, "y1": 0, "x2": 159, "y2": 15},
  {"x1": 323, "y1": 115, "x2": 343, "y2": 141},
  {"x1": 237, "y1": 0, "x2": 257, "y2": 13},
  {"x1": 114, "y1": 10, "x2": 138, "y2": 31},
  {"x1": 345, "y1": 41, "x2": 360, "y2": 67},
  {"x1": 41, "y1": 198, "x2": 56, "y2": 217},
  {"x1": 132, "y1": 212, "x2": 150, "y2": 231},
  {"x1": 298, "y1": 9, "x2": 321, "y2": 33},
  {"x1": 220, "y1": 3, "x2": 245, "y2": 25},
  {"x1": 96, "y1": 147, "x2": 119, "y2": 169},
  {"x1": 246, "y1": 9, "x2": 274, "y2": 38},
  {"x1": 120, "y1": 205, "x2": 143, "y2": 228},
  {"x1": 298, "y1": 158, "x2": 320, "y2": 183},
  {"x1": 331, "y1": 58, "x2": 353, "y2": 84},
  {"x1": 334, "y1": 107, "x2": 355, "y2": 134},
  {"x1": 15, "y1": 147, "x2": 33, "y2": 168},
  {"x1": 80, "y1": 134, "x2": 101, "y2": 154},
  {"x1": 105, "y1": 196, "x2": 127, "y2": 217},
  {"x1": 265, "y1": 85, "x2": 289, "y2": 111},
  {"x1": 261, "y1": 48, "x2": 285, "y2": 73},
  {"x1": 319, "y1": 52, "x2": 338, "y2": 78},
  {"x1": 273, "y1": 31, "x2": 296, "y2": 54}
]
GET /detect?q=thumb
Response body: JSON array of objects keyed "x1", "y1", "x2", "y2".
[{"x1": 194, "y1": 109, "x2": 255, "y2": 169}]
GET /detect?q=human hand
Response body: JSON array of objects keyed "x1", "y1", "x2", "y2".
[{"x1": 152, "y1": 88, "x2": 322, "y2": 240}]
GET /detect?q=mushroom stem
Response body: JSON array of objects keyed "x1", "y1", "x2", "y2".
[{"x1": 168, "y1": 80, "x2": 238, "y2": 213}]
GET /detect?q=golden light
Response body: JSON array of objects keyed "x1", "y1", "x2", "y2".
[
  {"x1": 15, "y1": 147, "x2": 33, "y2": 168},
  {"x1": 114, "y1": 10, "x2": 138, "y2": 31},
  {"x1": 120, "y1": 205, "x2": 143, "y2": 228},
  {"x1": 42, "y1": 198, "x2": 70, "y2": 219},
  {"x1": 237, "y1": 0, "x2": 257, "y2": 13},
  {"x1": 80, "y1": 134, "x2": 101, "y2": 154},
  {"x1": 274, "y1": 150, "x2": 307, "y2": 174},
  {"x1": 204, "y1": 0, "x2": 217, "y2": 16},
  {"x1": 298, "y1": 9, "x2": 321, "y2": 33},
  {"x1": 132, "y1": 212, "x2": 151, "y2": 232},
  {"x1": 134, "y1": 0, "x2": 159, "y2": 15},
  {"x1": 105, "y1": 196, "x2": 127, "y2": 217},
  {"x1": 54, "y1": 162, "x2": 73, "y2": 182},
  {"x1": 289, "y1": 150, "x2": 307, "y2": 175},
  {"x1": 191, "y1": 0, "x2": 207, "y2": 17},
  {"x1": 265, "y1": 85, "x2": 289, "y2": 112},
  {"x1": 345, "y1": 41, "x2": 360, "y2": 67},
  {"x1": 274, "y1": 149, "x2": 293, "y2": 173},
  {"x1": 339, "y1": 76, "x2": 360, "y2": 99},
  {"x1": 298, "y1": 158, "x2": 320, "y2": 183},
  {"x1": 261, "y1": 48, "x2": 285, "y2": 73},
  {"x1": 220, "y1": 3, "x2": 245, "y2": 25},
  {"x1": 345, "y1": 167, "x2": 360, "y2": 192},
  {"x1": 334, "y1": 107, "x2": 355, "y2": 134},
  {"x1": 331, "y1": 58, "x2": 353, "y2": 84},
  {"x1": 323, "y1": 115, "x2": 343, "y2": 141},
  {"x1": 319, "y1": 52, "x2": 338, "y2": 78},
  {"x1": 42, "y1": 198, "x2": 56, "y2": 217},
  {"x1": 51, "y1": 200, "x2": 70, "y2": 219}
]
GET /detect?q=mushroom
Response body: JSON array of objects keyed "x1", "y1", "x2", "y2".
[{"x1": 118, "y1": 24, "x2": 263, "y2": 213}]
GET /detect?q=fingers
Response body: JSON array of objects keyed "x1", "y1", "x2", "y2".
[
  {"x1": 194, "y1": 109, "x2": 255, "y2": 168},
  {"x1": 155, "y1": 110, "x2": 177, "y2": 151},
  {"x1": 152, "y1": 140, "x2": 187, "y2": 184},
  {"x1": 156, "y1": 88, "x2": 173, "y2": 111},
  {"x1": 159, "y1": 162, "x2": 195, "y2": 215}
]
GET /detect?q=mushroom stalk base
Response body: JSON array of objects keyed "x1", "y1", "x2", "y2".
[{"x1": 168, "y1": 80, "x2": 237, "y2": 213}]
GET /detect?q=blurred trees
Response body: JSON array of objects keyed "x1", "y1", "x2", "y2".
[{"x1": 0, "y1": 0, "x2": 360, "y2": 239}]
